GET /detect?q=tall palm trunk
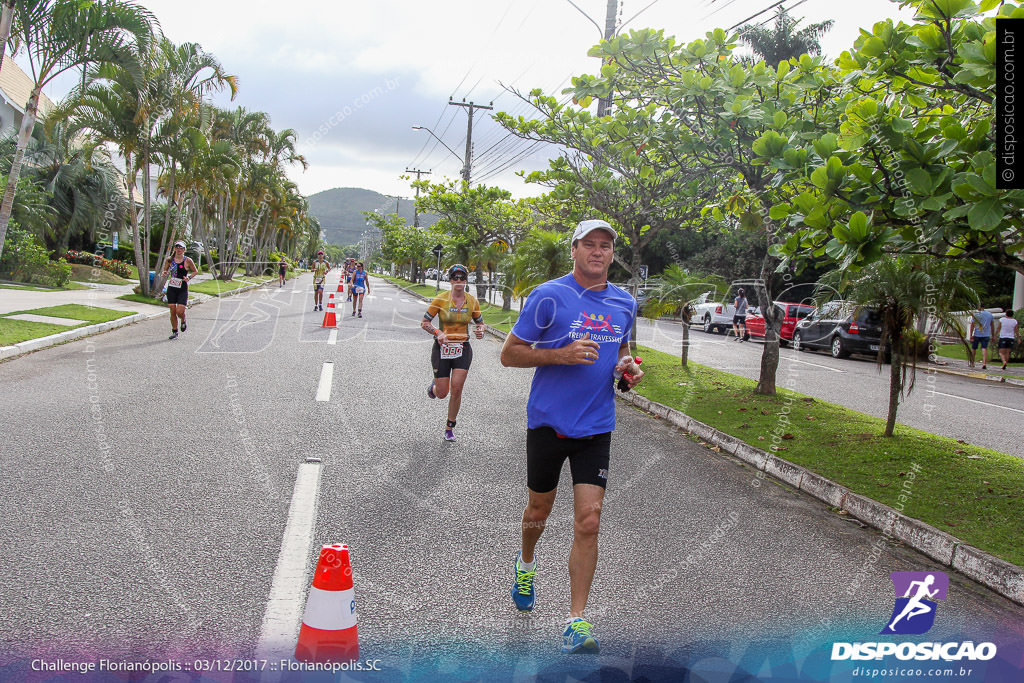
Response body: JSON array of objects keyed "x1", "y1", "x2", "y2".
[
  {"x1": 0, "y1": 87, "x2": 40, "y2": 257},
  {"x1": 0, "y1": 1, "x2": 15, "y2": 66},
  {"x1": 124, "y1": 152, "x2": 149, "y2": 295},
  {"x1": 680, "y1": 316, "x2": 690, "y2": 366},
  {"x1": 885, "y1": 349, "x2": 902, "y2": 437}
]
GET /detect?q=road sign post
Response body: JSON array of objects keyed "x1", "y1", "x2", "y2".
[{"x1": 433, "y1": 243, "x2": 444, "y2": 294}]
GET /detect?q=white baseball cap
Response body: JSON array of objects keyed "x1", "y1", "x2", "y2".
[{"x1": 572, "y1": 219, "x2": 616, "y2": 244}]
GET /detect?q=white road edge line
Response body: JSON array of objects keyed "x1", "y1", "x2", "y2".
[
  {"x1": 327, "y1": 329, "x2": 337, "y2": 345},
  {"x1": 315, "y1": 362, "x2": 334, "y2": 401},
  {"x1": 929, "y1": 390, "x2": 1024, "y2": 414},
  {"x1": 254, "y1": 460, "x2": 323, "y2": 663}
]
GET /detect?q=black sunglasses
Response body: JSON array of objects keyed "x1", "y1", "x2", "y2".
[{"x1": 451, "y1": 274, "x2": 467, "y2": 281}]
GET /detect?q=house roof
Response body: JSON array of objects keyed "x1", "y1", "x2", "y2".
[{"x1": 0, "y1": 55, "x2": 55, "y2": 118}]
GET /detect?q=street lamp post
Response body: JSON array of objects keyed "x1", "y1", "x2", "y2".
[{"x1": 412, "y1": 126, "x2": 468, "y2": 182}]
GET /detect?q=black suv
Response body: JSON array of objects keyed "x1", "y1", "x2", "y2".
[{"x1": 792, "y1": 301, "x2": 886, "y2": 360}]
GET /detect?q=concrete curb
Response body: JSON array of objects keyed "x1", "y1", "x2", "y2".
[
  {"x1": 618, "y1": 389, "x2": 1024, "y2": 606},
  {"x1": 925, "y1": 363, "x2": 1024, "y2": 387},
  {"x1": 383, "y1": 276, "x2": 1024, "y2": 605},
  {"x1": 0, "y1": 277, "x2": 279, "y2": 363}
]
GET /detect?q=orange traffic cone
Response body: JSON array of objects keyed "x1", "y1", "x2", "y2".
[
  {"x1": 337, "y1": 280, "x2": 344, "y2": 293},
  {"x1": 321, "y1": 294, "x2": 337, "y2": 328},
  {"x1": 295, "y1": 544, "x2": 359, "y2": 663}
]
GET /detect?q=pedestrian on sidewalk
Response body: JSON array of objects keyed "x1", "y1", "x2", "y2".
[
  {"x1": 279, "y1": 259, "x2": 287, "y2": 287},
  {"x1": 995, "y1": 309, "x2": 1019, "y2": 370},
  {"x1": 499, "y1": 219, "x2": 643, "y2": 655},
  {"x1": 161, "y1": 241, "x2": 199, "y2": 340},
  {"x1": 733, "y1": 288, "x2": 749, "y2": 341},
  {"x1": 969, "y1": 306, "x2": 995, "y2": 369}
]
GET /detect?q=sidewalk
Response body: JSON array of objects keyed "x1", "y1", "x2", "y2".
[
  {"x1": 0, "y1": 271, "x2": 280, "y2": 361},
  {"x1": 925, "y1": 353, "x2": 1024, "y2": 386}
]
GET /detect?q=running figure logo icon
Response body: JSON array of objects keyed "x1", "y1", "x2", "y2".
[{"x1": 880, "y1": 571, "x2": 949, "y2": 635}]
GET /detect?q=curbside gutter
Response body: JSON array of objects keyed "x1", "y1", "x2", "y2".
[
  {"x1": 0, "y1": 278, "x2": 277, "y2": 363},
  {"x1": 383, "y1": 277, "x2": 1024, "y2": 605}
]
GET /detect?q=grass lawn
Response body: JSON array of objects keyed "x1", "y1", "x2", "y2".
[
  {"x1": 632, "y1": 345, "x2": 1024, "y2": 568},
  {"x1": 116, "y1": 293, "x2": 167, "y2": 306},
  {"x1": 68, "y1": 264, "x2": 132, "y2": 285},
  {"x1": 933, "y1": 342, "x2": 1021, "y2": 367},
  {"x1": 376, "y1": 273, "x2": 520, "y2": 332},
  {"x1": 0, "y1": 305, "x2": 134, "y2": 346},
  {"x1": 188, "y1": 278, "x2": 256, "y2": 296},
  {"x1": 0, "y1": 281, "x2": 89, "y2": 291}
]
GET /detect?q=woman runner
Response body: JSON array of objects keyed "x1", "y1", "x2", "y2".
[
  {"x1": 351, "y1": 262, "x2": 370, "y2": 317},
  {"x1": 278, "y1": 259, "x2": 287, "y2": 287},
  {"x1": 421, "y1": 264, "x2": 485, "y2": 441},
  {"x1": 160, "y1": 241, "x2": 199, "y2": 340}
]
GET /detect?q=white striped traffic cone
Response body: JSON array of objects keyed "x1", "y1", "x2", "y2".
[{"x1": 294, "y1": 544, "x2": 359, "y2": 662}]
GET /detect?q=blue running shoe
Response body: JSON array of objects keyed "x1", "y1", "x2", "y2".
[
  {"x1": 427, "y1": 382, "x2": 436, "y2": 399},
  {"x1": 510, "y1": 554, "x2": 536, "y2": 611},
  {"x1": 561, "y1": 618, "x2": 599, "y2": 654}
]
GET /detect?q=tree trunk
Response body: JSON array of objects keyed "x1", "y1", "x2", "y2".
[
  {"x1": 0, "y1": 87, "x2": 39, "y2": 259},
  {"x1": 753, "y1": 261, "x2": 779, "y2": 395},
  {"x1": 680, "y1": 317, "x2": 689, "y2": 366},
  {"x1": 0, "y1": 2, "x2": 15, "y2": 68},
  {"x1": 122, "y1": 153, "x2": 150, "y2": 296},
  {"x1": 885, "y1": 351, "x2": 902, "y2": 437}
]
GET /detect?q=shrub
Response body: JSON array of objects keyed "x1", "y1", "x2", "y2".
[
  {"x1": 64, "y1": 250, "x2": 133, "y2": 279},
  {"x1": 1, "y1": 227, "x2": 72, "y2": 287}
]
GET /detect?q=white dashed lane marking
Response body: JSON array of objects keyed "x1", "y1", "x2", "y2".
[{"x1": 315, "y1": 362, "x2": 334, "y2": 402}]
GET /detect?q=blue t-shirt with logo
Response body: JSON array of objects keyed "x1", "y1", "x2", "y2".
[
  {"x1": 972, "y1": 309, "x2": 993, "y2": 337},
  {"x1": 510, "y1": 274, "x2": 637, "y2": 438}
]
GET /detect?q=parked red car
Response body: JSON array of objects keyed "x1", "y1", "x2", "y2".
[{"x1": 744, "y1": 302, "x2": 817, "y2": 346}]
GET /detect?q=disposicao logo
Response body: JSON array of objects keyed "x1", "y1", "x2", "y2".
[
  {"x1": 831, "y1": 571, "x2": 997, "y2": 663},
  {"x1": 881, "y1": 571, "x2": 947, "y2": 635}
]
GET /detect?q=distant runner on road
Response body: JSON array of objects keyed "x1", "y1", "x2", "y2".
[
  {"x1": 499, "y1": 219, "x2": 643, "y2": 654},
  {"x1": 422, "y1": 264, "x2": 485, "y2": 442},
  {"x1": 310, "y1": 251, "x2": 331, "y2": 312},
  {"x1": 350, "y1": 262, "x2": 370, "y2": 318},
  {"x1": 278, "y1": 259, "x2": 287, "y2": 287},
  {"x1": 160, "y1": 240, "x2": 199, "y2": 340}
]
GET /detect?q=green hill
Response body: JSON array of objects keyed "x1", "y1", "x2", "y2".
[{"x1": 307, "y1": 187, "x2": 437, "y2": 246}]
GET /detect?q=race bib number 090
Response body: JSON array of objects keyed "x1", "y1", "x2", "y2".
[{"x1": 440, "y1": 343, "x2": 463, "y2": 359}]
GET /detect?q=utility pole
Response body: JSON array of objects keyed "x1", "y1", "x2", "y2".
[
  {"x1": 405, "y1": 167, "x2": 431, "y2": 227},
  {"x1": 448, "y1": 98, "x2": 493, "y2": 185},
  {"x1": 596, "y1": 0, "x2": 618, "y2": 117}
]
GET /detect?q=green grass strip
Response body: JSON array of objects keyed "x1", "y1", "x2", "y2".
[
  {"x1": 116, "y1": 293, "x2": 166, "y2": 306},
  {"x1": 4, "y1": 304, "x2": 134, "y2": 323},
  {"x1": 933, "y1": 342, "x2": 1020, "y2": 366},
  {"x1": 632, "y1": 345, "x2": 1024, "y2": 568},
  {"x1": 0, "y1": 281, "x2": 90, "y2": 291},
  {"x1": 188, "y1": 278, "x2": 254, "y2": 296},
  {"x1": 0, "y1": 305, "x2": 134, "y2": 346}
]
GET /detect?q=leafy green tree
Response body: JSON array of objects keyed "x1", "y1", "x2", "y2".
[
  {"x1": 641, "y1": 264, "x2": 726, "y2": 366},
  {"x1": 818, "y1": 256, "x2": 978, "y2": 437},
  {"x1": 770, "y1": 0, "x2": 1024, "y2": 279},
  {"x1": 0, "y1": 0, "x2": 154, "y2": 259},
  {"x1": 737, "y1": 6, "x2": 834, "y2": 65},
  {"x1": 573, "y1": 27, "x2": 842, "y2": 394}
]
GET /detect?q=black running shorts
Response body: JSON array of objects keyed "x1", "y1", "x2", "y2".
[
  {"x1": 166, "y1": 285, "x2": 188, "y2": 306},
  {"x1": 526, "y1": 427, "x2": 611, "y2": 493},
  {"x1": 430, "y1": 340, "x2": 473, "y2": 378}
]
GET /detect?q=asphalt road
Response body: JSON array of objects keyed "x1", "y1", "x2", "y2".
[
  {"x1": 1, "y1": 274, "x2": 1021, "y2": 681},
  {"x1": 635, "y1": 319, "x2": 1024, "y2": 459}
]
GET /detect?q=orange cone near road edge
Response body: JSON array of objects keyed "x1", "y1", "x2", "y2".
[
  {"x1": 337, "y1": 280, "x2": 344, "y2": 293},
  {"x1": 321, "y1": 294, "x2": 337, "y2": 328},
  {"x1": 294, "y1": 544, "x2": 359, "y2": 662}
]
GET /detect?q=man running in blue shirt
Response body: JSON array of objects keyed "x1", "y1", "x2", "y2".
[{"x1": 500, "y1": 219, "x2": 644, "y2": 654}]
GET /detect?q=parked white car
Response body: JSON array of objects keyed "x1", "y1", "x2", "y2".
[{"x1": 692, "y1": 290, "x2": 738, "y2": 334}]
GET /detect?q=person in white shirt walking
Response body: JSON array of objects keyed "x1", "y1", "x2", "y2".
[{"x1": 995, "y1": 309, "x2": 1019, "y2": 371}]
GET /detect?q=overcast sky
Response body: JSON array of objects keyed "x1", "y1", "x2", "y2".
[{"x1": 34, "y1": 0, "x2": 916, "y2": 201}]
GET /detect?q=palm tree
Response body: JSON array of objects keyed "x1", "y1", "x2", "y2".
[
  {"x1": 508, "y1": 228, "x2": 572, "y2": 300},
  {"x1": 0, "y1": 0, "x2": 16, "y2": 66},
  {"x1": 821, "y1": 256, "x2": 979, "y2": 437},
  {"x1": 641, "y1": 265, "x2": 726, "y2": 366},
  {"x1": 737, "y1": 6, "x2": 834, "y2": 66},
  {"x1": 0, "y1": 0, "x2": 155, "y2": 258},
  {"x1": 24, "y1": 115, "x2": 125, "y2": 253}
]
